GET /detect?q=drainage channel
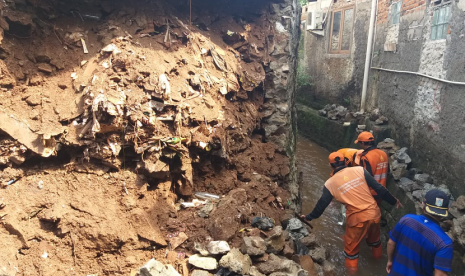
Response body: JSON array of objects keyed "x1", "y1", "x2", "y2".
[{"x1": 297, "y1": 136, "x2": 387, "y2": 276}]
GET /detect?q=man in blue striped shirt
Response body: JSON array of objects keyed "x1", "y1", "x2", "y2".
[{"x1": 386, "y1": 189, "x2": 453, "y2": 276}]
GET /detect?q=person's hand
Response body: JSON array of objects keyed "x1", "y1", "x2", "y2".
[
  {"x1": 386, "y1": 261, "x2": 393, "y2": 274},
  {"x1": 300, "y1": 215, "x2": 307, "y2": 220},
  {"x1": 395, "y1": 199, "x2": 404, "y2": 209}
]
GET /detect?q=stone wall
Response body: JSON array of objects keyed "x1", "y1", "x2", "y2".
[{"x1": 263, "y1": 0, "x2": 301, "y2": 206}]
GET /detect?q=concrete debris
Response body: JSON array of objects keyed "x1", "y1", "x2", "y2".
[
  {"x1": 219, "y1": 248, "x2": 252, "y2": 275},
  {"x1": 188, "y1": 254, "x2": 218, "y2": 270},
  {"x1": 256, "y1": 254, "x2": 308, "y2": 276},
  {"x1": 241, "y1": 236, "x2": 266, "y2": 256},
  {"x1": 248, "y1": 266, "x2": 266, "y2": 276},
  {"x1": 308, "y1": 246, "x2": 327, "y2": 264},
  {"x1": 139, "y1": 258, "x2": 181, "y2": 276},
  {"x1": 191, "y1": 270, "x2": 213, "y2": 276},
  {"x1": 455, "y1": 196, "x2": 465, "y2": 211},
  {"x1": 206, "y1": 241, "x2": 230, "y2": 255},
  {"x1": 299, "y1": 233, "x2": 318, "y2": 249}
]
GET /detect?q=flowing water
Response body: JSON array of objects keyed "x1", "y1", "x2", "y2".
[{"x1": 298, "y1": 136, "x2": 388, "y2": 276}]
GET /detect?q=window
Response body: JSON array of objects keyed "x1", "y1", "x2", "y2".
[
  {"x1": 431, "y1": 5, "x2": 450, "y2": 40},
  {"x1": 329, "y1": 7, "x2": 354, "y2": 54},
  {"x1": 391, "y1": 2, "x2": 401, "y2": 25}
]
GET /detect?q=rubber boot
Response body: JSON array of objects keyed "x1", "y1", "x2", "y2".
[
  {"x1": 345, "y1": 258, "x2": 358, "y2": 275},
  {"x1": 372, "y1": 244, "x2": 383, "y2": 259}
]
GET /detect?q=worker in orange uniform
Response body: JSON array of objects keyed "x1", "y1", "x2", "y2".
[
  {"x1": 337, "y1": 148, "x2": 363, "y2": 167},
  {"x1": 302, "y1": 152, "x2": 402, "y2": 274},
  {"x1": 354, "y1": 131, "x2": 389, "y2": 204}
]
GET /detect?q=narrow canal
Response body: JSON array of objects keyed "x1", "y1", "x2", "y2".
[{"x1": 297, "y1": 136, "x2": 388, "y2": 276}]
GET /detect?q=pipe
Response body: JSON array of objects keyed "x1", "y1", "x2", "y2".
[
  {"x1": 371, "y1": 67, "x2": 465, "y2": 86},
  {"x1": 360, "y1": 0, "x2": 378, "y2": 113}
]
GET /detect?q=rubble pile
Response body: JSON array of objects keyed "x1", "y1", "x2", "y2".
[
  {"x1": 0, "y1": 0, "x2": 300, "y2": 275},
  {"x1": 135, "y1": 212, "x2": 333, "y2": 276},
  {"x1": 318, "y1": 105, "x2": 388, "y2": 126},
  {"x1": 378, "y1": 138, "x2": 465, "y2": 255}
]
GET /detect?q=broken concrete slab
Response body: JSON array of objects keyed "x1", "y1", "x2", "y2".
[
  {"x1": 188, "y1": 254, "x2": 218, "y2": 270},
  {"x1": 219, "y1": 248, "x2": 252, "y2": 275},
  {"x1": 139, "y1": 258, "x2": 181, "y2": 276},
  {"x1": 206, "y1": 241, "x2": 230, "y2": 255}
]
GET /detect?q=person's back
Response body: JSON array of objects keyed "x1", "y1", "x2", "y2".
[
  {"x1": 389, "y1": 214, "x2": 453, "y2": 276},
  {"x1": 324, "y1": 166, "x2": 380, "y2": 226},
  {"x1": 360, "y1": 148, "x2": 389, "y2": 187}
]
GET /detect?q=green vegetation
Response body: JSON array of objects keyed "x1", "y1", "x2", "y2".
[{"x1": 299, "y1": 0, "x2": 308, "y2": 6}]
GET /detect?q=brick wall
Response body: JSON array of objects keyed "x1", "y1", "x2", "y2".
[{"x1": 377, "y1": 0, "x2": 426, "y2": 24}]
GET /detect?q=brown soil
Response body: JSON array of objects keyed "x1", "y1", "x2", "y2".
[{"x1": 0, "y1": 0, "x2": 293, "y2": 275}]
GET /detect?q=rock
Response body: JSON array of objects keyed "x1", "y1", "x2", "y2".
[
  {"x1": 295, "y1": 255, "x2": 317, "y2": 276},
  {"x1": 318, "y1": 109, "x2": 327, "y2": 116},
  {"x1": 267, "y1": 234, "x2": 285, "y2": 253},
  {"x1": 308, "y1": 246, "x2": 326, "y2": 264},
  {"x1": 268, "y1": 226, "x2": 283, "y2": 238},
  {"x1": 375, "y1": 116, "x2": 388, "y2": 125},
  {"x1": 207, "y1": 241, "x2": 230, "y2": 255},
  {"x1": 391, "y1": 160, "x2": 408, "y2": 180},
  {"x1": 393, "y1": 147, "x2": 412, "y2": 164},
  {"x1": 251, "y1": 217, "x2": 275, "y2": 231},
  {"x1": 198, "y1": 200, "x2": 214, "y2": 218},
  {"x1": 219, "y1": 248, "x2": 252, "y2": 275},
  {"x1": 452, "y1": 216, "x2": 465, "y2": 247},
  {"x1": 256, "y1": 254, "x2": 307, "y2": 276},
  {"x1": 139, "y1": 258, "x2": 181, "y2": 276},
  {"x1": 398, "y1": 177, "x2": 421, "y2": 192},
  {"x1": 456, "y1": 196, "x2": 465, "y2": 211},
  {"x1": 29, "y1": 74, "x2": 44, "y2": 86},
  {"x1": 241, "y1": 236, "x2": 266, "y2": 256},
  {"x1": 24, "y1": 94, "x2": 41, "y2": 106},
  {"x1": 283, "y1": 240, "x2": 295, "y2": 258},
  {"x1": 191, "y1": 270, "x2": 213, "y2": 276},
  {"x1": 327, "y1": 110, "x2": 338, "y2": 120},
  {"x1": 321, "y1": 261, "x2": 336, "y2": 276},
  {"x1": 169, "y1": 232, "x2": 188, "y2": 250},
  {"x1": 335, "y1": 106, "x2": 347, "y2": 117},
  {"x1": 194, "y1": 242, "x2": 210, "y2": 256},
  {"x1": 188, "y1": 254, "x2": 218, "y2": 270},
  {"x1": 37, "y1": 63, "x2": 53, "y2": 73},
  {"x1": 300, "y1": 233, "x2": 318, "y2": 249},
  {"x1": 286, "y1": 218, "x2": 303, "y2": 231},
  {"x1": 282, "y1": 230, "x2": 290, "y2": 241},
  {"x1": 9, "y1": 155, "x2": 26, "y2": 165},
  {"x1": 412, "y1": 190, "x2": 424, "y2": 201},
  {"x1": 253, "y1": 253, "x2": 270, "y2": 263},
  {"x1": 407, "y1": 168, "x2": 423, "y2": 180},
  {"x1": 370, "y1": 108, "x2": 380, "y2": 121},
  {"x1": 248, "y1": 266, "x2": 266, "y2": 276},
  {"x1": 414, "y1": 173, "x2": 434, "y2": 185}
]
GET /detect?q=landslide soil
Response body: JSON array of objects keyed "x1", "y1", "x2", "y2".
[{"x1": 0, "y1": 0, "x2": 293, "y2": 275}]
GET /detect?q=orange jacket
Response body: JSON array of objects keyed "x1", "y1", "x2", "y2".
[
  {"x1": 337, "y1": 148, "x2": 363, "y2": 167},
  {"x1": 360, "y1": 147, "x2": 389, "y2": 195},
  {"x1": 324, "y1": 167, "x2": 381, "y2": 227}
]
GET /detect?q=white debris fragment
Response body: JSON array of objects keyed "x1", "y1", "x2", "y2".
[
  {"x1": 41, "y1": 251, "x2": 48, "y2": 259},
  {"x1": 38, "y1": 180, "x2": 44, "y2": 189}
]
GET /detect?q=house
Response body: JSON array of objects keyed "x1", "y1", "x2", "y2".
[{"x1": 300, "y1": 0, "x2": 465, "y2": 196}]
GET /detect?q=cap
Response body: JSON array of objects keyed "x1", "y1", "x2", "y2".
[
  {"x1": 328, "y1": 152, "x2": 344, "y2": 164},
  {"x1": 354, "y1": 131, "x2": 375, "y2": 144},
  {"x1": 424, "y1": 189, "x2": 450, "y2": 217}
]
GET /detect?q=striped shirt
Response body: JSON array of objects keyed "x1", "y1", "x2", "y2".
[{"x1": 389, "y1": 214, "x2": 453, "y2": 276}]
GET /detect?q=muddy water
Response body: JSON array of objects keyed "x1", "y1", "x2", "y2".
[{"x1": 298, "y1": 136, "x2": 388, "y2": 276}]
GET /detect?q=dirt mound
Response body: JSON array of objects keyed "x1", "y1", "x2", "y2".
[{"x1": 0, "y1": 0, "x2": 294, "y2": 275}]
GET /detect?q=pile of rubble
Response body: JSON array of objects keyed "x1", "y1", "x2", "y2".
[
  {"x1": 378, "y1": 138, "x2": 465, "y2": 255},
  {"x1": 136, "y1": 215, "x2": 333, "y2": 276},
  {"x1": 318, "y1": 105, "x2": 388, "y2": 126},
  {"x1": 0, "y1": 0, "x2": 300, "y2": 275}
]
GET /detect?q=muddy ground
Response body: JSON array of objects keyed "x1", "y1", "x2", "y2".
[{"x1": 0, "y1": 0, "x2": 295, "y2": 275}]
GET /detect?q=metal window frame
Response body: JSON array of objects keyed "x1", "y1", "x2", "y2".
[
  {"x1": 329, "y1": 6, "x2": 355, "y2": 54},
  {"x1": 390, "y1": 1, "x2": 402, "y2": 25},
  {"x1": 431, "y1": 4, "x2": 451, "y2": 40}
]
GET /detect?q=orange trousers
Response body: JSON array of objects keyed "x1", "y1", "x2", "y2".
[{"x1": 344, "y1": 218, "x2": 382, "y2": 272}]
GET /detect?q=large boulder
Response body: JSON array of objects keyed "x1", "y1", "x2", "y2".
[
  {"x1": 241, "y1": 236, "x2": 266, "y2": 256},
  {"x1": 219, "y1": 248, "x2": 252, "y2": 275},
  {"x1": 188, "y1": 255, "x2": 218, "y2": 270},
  {"x1": 139, "y1": 258, "x2": 181, "y2": 276}
]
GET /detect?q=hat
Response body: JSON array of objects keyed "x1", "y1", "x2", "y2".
[
  {"x1": 354, "y1": 131, "x2": 375, "y2": 144},
  {"x1": 328, "y1": 152, "x2": 344, "y2": 164},
  {"x1": 424, "y1": 189, "x2": 450, "y2": 217}
]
